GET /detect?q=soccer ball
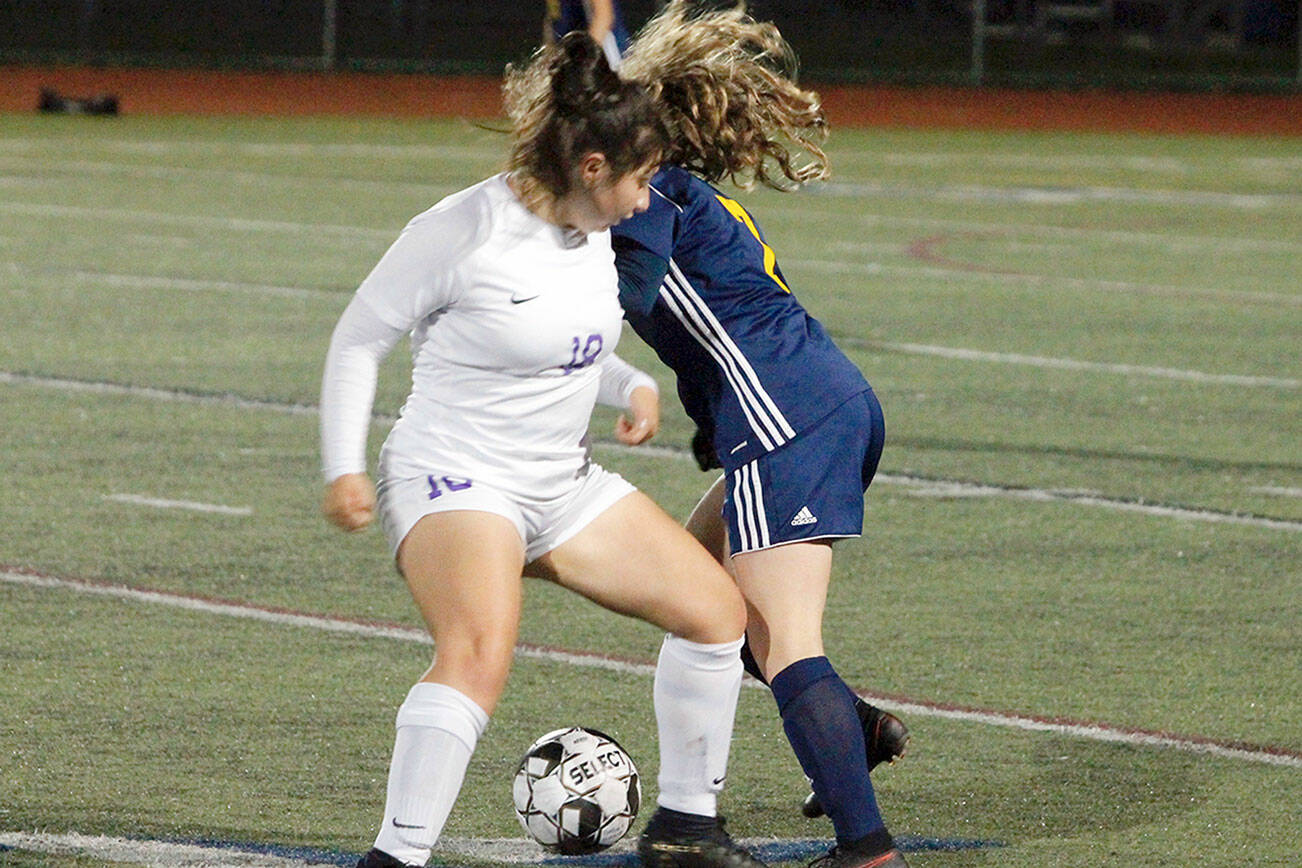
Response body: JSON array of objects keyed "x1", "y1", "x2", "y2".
[{"x1": 512, "y1": 726, "x2": 641, "y2": 854}]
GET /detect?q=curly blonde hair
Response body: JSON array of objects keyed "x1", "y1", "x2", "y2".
[{"x1": 620, "y1": 1, "x2": 828, "y2": 190}]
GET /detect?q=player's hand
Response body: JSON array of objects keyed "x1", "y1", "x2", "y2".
[
  {"x1": 324, "y1": 473, "x2": 376, "y2": 532},
  {"x1": 614, "y1": 385, "x2": 660, "y2": 446}
]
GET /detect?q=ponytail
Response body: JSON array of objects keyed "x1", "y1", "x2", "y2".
[{"x1": 505, "y1": 33, "x2": 666, "y2": 197}]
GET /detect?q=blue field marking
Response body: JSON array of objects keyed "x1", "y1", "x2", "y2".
[
  {"x1": 173, "y1": 836, "x2": 358, "y2": 865},
  {"x1": 898, "y1": 835, "x2": 1009, "y2": 852},
  {"x1": 539, "y1": 837, "x2": 1006, "y2": 865},
  {"x1": 0, "y1": 832, "x2": 1007, "y2": 866},
  {"x1": 160, "y1": 834, "x2": 1006, "y2": 866}
]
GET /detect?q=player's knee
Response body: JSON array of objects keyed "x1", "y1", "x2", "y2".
[
  {"x1": 674, "y1": 583, "x2": 747, "y2": 645},
  {"x1": 431, "y1": 634, "x2": 514, "y2": 697}
]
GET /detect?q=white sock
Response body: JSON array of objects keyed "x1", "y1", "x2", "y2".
[
  {"x1": 652, "y1": 634, "x2": 744, "y2": 817},
  {"x1": 371, "y1": 682, "x2": 489, "y2": 865}
]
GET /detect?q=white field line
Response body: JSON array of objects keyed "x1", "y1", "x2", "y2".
[
  {"x1": 3, "y1": 371, "x2": 1299, "y2": 533},
  {"x1": 1240, "y1": 156, "x2": 1302, "y2": 171},
  {"x1": 763, "y1": 203, "x2": 1302, "y2": 255},
  {"x1": 0, "y1": 138, "x2": 497, "y2": 160},
  {"x1": 832, "y1": 230, "x2": 1302, "y2": 258},
  {"x1": 12, "y1": 253, "x2": 1295, "y2": 313},
  {"x1": 812, "y1": 180, "x2": 1301, "y2": 210},
  {"x1": 0, "y1": 201, "x2": 396, "y2": 241},
  {"x1": 0, "y1": 831, "x2": 313, "y2": 868},
  {"x1": 0, "y1": 832, "x2": 905, "y2": 866},
  {"x1": 865, "y1": 152, "x2": 1302, "y2": 184},
  {"x1": 867, "y1": 341, "x2": 1299, "y2": 389},
  {"x1": 124, "y1": 232, "x2": 197, "y2": 248},
  {"x1": 876, "y1": 476, "x2": 1302, "y2": 532},
  {"x1": 7, "y1": 258, "x2": 1299, "y2": 390},
  {"x1": 3, "y1": 262, "x2": 341, "y2": 302},
  {"x1": 0, "y1": 831, "x2": 620, "y2": 867},
  {"x1": 5, "y1": 134, "x2": 1298, "y2": 258},
  {"x1": 3, "y1": 568, "x2": 1300, "y2": 770},
  {"x1": 1250, "y1": 486, "x2": 1302, "y2": 498},
  {"x1": 0, "y1": 832, "x2": 824, "y2": 867},
  {"x1": 103, "y1": 494, "x2": 253, "y2": 516},
  {"x1": 0, "y1": 176, "x2": 43, "y2": 190},
  {"x1": 2, "y1": 136, "x2": 1294, "y2": 177},
  {"x1": 7, "y1": 261, "x2": 1295, "y2": 386},
  {"x1": 625, "y1": 443, "x2": 1302, "y2": 532},
  {"x1": 3, "y1": 137, "x2": 1296, "y2": 213},
  {"x1": 0, "y1": 154, "x2": 323, "y2": 185},
  {"x1": 782, "y1": 256, "x2": 1302, "y2": 308},
  {"x1": 4, "y1": 199, "x2": 1299, "y2": 307},
  {"x1": 0, "y1": 371, "x2": 322, "y2": 416},
  {"x1": 0, "y1": 831, "x2": 634, "y2": 867},
  {"x1": 15, "y1": 152, "x2": 1294, "y2": 222},
  {"x1": 0, "y1": 155, "x2": 460, "y2": 196},
  {"x1": 7, "y1": 189, "x2": 1302, "y2": 258},
  {"x1": 874, "y1": 152, "x2": 1205, "y2": 173}
]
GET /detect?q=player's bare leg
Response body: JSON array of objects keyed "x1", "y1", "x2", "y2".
[
  {"x1": 685, "y1": 476, "x2": 908, "y2": 816},
  {"x1": 731, "y1": 541, "x2": 832, "y2": 676},
  {"x1": 532, "y1": 489, "x2": 742, "y2": 643},
  {"x1": 732, "y1": 542, "x2": 904, "y2": 866},
  {"x1": 360, "y1": 511, "x2": 526, "y2": 868},
  {"x1": 533, "y1": 491, "x2": 766, "y2": 868},
  {"x1": 684, "y1": 475, "x2": 731, "y2": 569},
  {"x1": 398, "y1": 510, "x2": 525, "y2": 711}
]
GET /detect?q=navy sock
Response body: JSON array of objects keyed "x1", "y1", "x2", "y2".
[
  {"x1": 770, "y1": 657, "x2": 886, "y2": 845},
  {"x1": 740, "y1": 637, "x2": 768, "y2": 685}
]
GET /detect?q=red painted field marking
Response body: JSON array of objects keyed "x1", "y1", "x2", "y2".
[{"x1": 4, "y1": 567, "x2": 1298, "y2": 770}]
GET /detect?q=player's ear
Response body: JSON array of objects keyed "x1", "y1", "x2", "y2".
[{"x1": 578, "y1": 152, "x2": 610, "y2": 188}]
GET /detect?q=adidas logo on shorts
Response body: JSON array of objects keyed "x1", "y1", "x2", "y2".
[{"x1": 790, "y1": 506, "x2": 818, "y2": 526}]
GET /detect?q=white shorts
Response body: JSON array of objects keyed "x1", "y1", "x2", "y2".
[{"x1": 376, "y1": 464, "x2": 637, "y2": 562}]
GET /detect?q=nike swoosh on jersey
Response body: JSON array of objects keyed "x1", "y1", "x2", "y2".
[{"x1": 510, "y1": 294, "x2": 540, "y2": 304}]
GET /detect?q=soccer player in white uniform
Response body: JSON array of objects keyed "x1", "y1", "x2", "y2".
[{"x1": 320, "y1": 35, "x2": 766, "y2": 868}]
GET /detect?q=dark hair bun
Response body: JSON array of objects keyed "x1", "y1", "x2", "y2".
[{"x1": 552, "y1": 32, "x2": 624, "y2": 117}]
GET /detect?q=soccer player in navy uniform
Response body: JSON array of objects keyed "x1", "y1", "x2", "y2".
[
  {"x1": 543, "y1": 0, "x2": 629, "y2": 69},
  {"x1": 616, "y1": 5, "x2": 911, "y2": 868}
]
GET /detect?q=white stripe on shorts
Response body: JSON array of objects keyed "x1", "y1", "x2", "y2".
[{"x1": 732, "y1": 460, "x2": 770, "y2": 551}]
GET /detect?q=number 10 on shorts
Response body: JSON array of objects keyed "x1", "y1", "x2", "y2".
[{"x1": 427, "y1": 475, "x2": 473, "y2": 500}]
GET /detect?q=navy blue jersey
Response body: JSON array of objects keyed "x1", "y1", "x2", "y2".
[{"x1": 612, "y1": 165, "x2": 871, "y2": 471}]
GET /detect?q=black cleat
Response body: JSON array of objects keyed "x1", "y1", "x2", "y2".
[
  {"x1": 801, "y1": 701, "x2": 909, "y2": 819},
  {"x1": 356, "y1": 848, "x2": 409, "y2": 868},
  {"x1": 638, "y1": 809, "x2": 768, "y2": 868},
  {"x1": 808, "y1": 846, "x2": 908, "y2": 868}
]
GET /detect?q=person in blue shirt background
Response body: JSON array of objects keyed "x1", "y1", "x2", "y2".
[
  {"x1": 614, "y1": 4, "x2": 912, "y2": 868},
  {"x1": 544, "y1": 0, "x2": 629, "y2": 69}
]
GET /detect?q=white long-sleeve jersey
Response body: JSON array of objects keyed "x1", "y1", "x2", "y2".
[{"x1": 320, "y1": 173, "x2": 653, "y2": 498}]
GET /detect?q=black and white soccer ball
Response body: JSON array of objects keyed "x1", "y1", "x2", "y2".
[{"x1": 512, "y1": 726, "x2": 641, "y2": 854}]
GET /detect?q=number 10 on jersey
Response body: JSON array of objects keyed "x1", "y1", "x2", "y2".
[{"x1": 427, "y1": 475, "x2": 473, "y2": 500}]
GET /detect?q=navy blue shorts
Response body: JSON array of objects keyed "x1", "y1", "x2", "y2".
[{"x1": 724, "y1": 389, "x2": 885, "y2": 554}]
